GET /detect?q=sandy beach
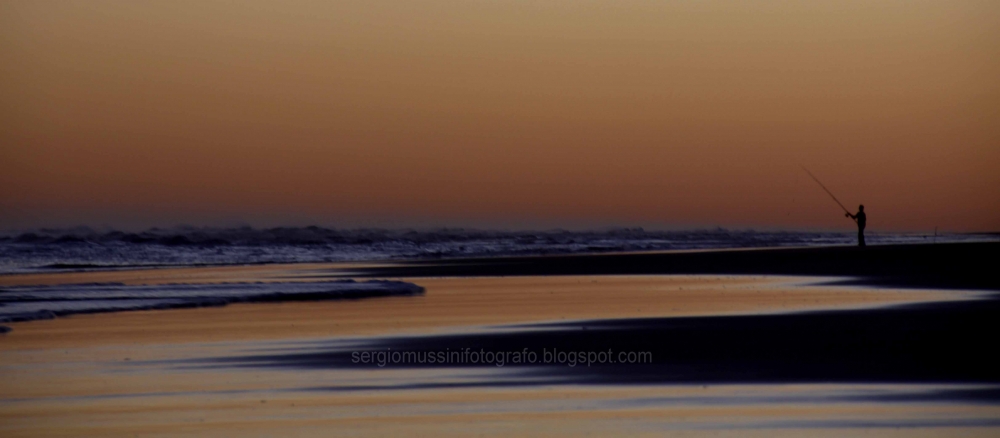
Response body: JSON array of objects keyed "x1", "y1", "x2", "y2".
[{"x1": 3, "y1": 245, "x2": 999, "y2": 436}]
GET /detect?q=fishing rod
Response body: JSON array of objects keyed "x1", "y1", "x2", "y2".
[{"x1": 800, "y1": 165, "x2": 856, "y2": 223}]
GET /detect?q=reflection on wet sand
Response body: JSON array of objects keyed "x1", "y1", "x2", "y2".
[
  {"x1": 1, "y1": 267, "x2": 998, "y2": 436},
  {"x1": 0, "y1": 274, "x2": 977, "y2": 347}
]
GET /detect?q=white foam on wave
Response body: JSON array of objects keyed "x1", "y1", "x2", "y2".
[{"x1": 0, "y1": 280, "x2": 424, "y2": 325}]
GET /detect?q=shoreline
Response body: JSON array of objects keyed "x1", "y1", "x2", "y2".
[
  {"x1": 4, "y1": 274, "x2": 971, "y2": 349},
  {"x1": 4, "y1": 241, "x2": 998, "y2": 288},
  {"x1": 2, "y1": 242, "x2": 995, "y2": 335}
]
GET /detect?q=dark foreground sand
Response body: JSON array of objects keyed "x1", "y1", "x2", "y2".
[
  {"x1": 1, "y1": 243, "x2": 998, "y2": 436},
  {"x1": 350, "y1": 241, "x2": 1000, "y2": 290}
]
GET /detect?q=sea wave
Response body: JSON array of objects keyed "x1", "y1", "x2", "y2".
[
  {"x1": 0, "y1": 280, "x2": 424, "y2": 325},
  {"x1": 0, "y1": 226, "x2": 995, "y2": 274}
]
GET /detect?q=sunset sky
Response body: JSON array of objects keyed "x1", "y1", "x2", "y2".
[{"x1": 2, "y1": 0, "x2": 997, "y2": 232}]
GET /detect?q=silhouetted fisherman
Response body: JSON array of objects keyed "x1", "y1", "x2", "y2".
[{"x1": 846, "y1": 205, "x2": 866, "y2": 247}]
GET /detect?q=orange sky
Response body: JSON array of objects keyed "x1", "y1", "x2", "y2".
[{"x1": 1, "y1": 1, "x2": 998, "y2": 231}]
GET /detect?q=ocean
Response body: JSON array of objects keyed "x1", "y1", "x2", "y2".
[{"x1": 2, "y1": 226, "x2": 993, "y2": 274}]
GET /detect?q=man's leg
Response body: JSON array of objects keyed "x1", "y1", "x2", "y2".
[{"x1": 859, "y1": 228, "x2": 866, "y2": 247}]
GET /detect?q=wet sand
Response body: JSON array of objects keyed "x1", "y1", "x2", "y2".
[
  {"x1": 0, "y1": 274, "x2": 975, "y2": 348},
  {"x1": 2, "y1": 245, "x2": 999, "y2": 436}
]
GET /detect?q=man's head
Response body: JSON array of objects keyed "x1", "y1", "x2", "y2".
[{"x1": 859, "y1": 205, "x2": 864, "y2": 211}]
